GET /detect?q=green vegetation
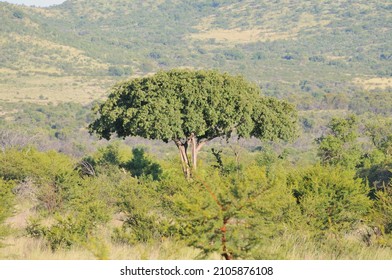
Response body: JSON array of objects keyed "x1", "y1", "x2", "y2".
[
  {"x1": 317, "y1": 115, "x2": 361, "y2": 169},
  {"x1": 89, "y1": 69, "x2": 297, "y2": 177},
  {"x1": 0, "y1": 72, "x2": 391, "y2": 259},
  {"x1": 0, "y1": 178, "x2": 15, "y2": 247},
  {"x1": 0, "y1": 0, "x2": 391, "y2": 260},
  {"x1": 1, "y1": 128, "x2": 392, "y2": 259},
  {"x1": 0, "y1": 0, "x2": 391, "y2": 105}
]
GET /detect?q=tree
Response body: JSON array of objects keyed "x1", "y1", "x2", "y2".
[
  {"x1": 89, "y1": 69, "x2": 297, "y2": 177},
  {"x1": 161, "y1": 158, "x2": 300, "y2": 260},
  {"x1": 316, "y1": 115, "x2": 361, "y2": 169},
  {"x1": 360, "y1": 119, "x2": 392, "y2": 191},
  {"x1": 366, "y1": 119, "x2": 392, "y2": 160}
]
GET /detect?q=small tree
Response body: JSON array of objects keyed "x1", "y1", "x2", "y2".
[
  {"x1": 161, "y1": 159, "x2": 300, "y2": 259},
  {"x1": 366, "y1": 119, "x2": 392, "y2": 161},
  {"x1": 89, "y1": 69, "x2": 297, "y2": 177},
  {"x1": 316, "y1": 115, "x2": 361, "y2": 169}
]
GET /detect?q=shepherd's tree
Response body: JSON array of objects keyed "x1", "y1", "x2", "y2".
[{"x1": 89, "y1": 69, "x2": 297, "y2": 177}]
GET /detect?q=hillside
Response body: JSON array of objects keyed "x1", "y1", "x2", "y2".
[{"x1": 0, "y1": 0, "x2": 391, "y2": 104}]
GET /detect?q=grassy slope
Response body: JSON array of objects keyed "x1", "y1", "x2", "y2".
[{"x1": 0, "y1": 0, "x2": 391, "y2": 105}]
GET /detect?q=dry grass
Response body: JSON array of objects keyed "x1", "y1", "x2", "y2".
[
  {"x1": 288, "y1": 236, "x2": 392, "y2": 260},
  {"x1": 326, "y1": 55, "x2": 347, "y2": 61},
  {"x1": 3, "y1": 229, "x2": 392, "y2": 260},
  {"x1": 33, "y1": 6, "x2": 64, "y2": 18},
  {"x1": 1, "y1": 33, "x2": 107, "y2": 71},
  {"x1": 1, "y1": 237, "x2": 91, "y2": 260},
  {"x1": 0, "y1": 75, "x2": 115, "y2": 105},
  {"x1": 1, "y1": 198, "x2": 203, "y2": 260},
  {"x1": 2, "y1": 224, "x2": 392, "y2": 260},
  {"x1": 353, "y1": 77, "x2": 392, "y2": 90},
  {"x1": 0, "y1": 235, "x2": 204, "y2": 260},
  {"x1": 190, "y1": 7, "x2": 330, "y2": 44},
  {"x1": 189, "y1": 28, "x2": 294, "y2": 43}
]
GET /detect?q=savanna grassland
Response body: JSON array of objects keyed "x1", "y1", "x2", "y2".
[{"x1": 0, "y1": 0, "x2": 391, "y2": 260}]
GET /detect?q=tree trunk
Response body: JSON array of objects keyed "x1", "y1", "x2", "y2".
[
  {"x1": 190, "y1": 134, "x2": 207, "y2": 173},
  {"x1": 174, "y1": 139, "x2": 191, "y2": 178},
  {"x1": 221, "y1": 217, "x2": 233, "y2": 260},
  {"x1": 175, "y1": 136, "x2": 208, "y2": 178},
  {"x1": 190, "y1": 133, "x2": 197, "y2": 171}
]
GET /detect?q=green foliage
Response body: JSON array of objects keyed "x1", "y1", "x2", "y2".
[
  {"x1": 87, "y1": 143, "x2": 124, "y2": 170},
  {"x1": 0, "y1": 102, "x2": 93, "y2": 156},
  {"x1": 0, "y1": 147, "x2": 81, "y2": 213},
  {"x1": 27, "y1": 215, "x2": 87, "y2": 251},
  {"x1": 89, "y1": 69, "x2": 297, "y2": 177},
  {"x1": 3, "y1": 141, "x2": 392, "y2": 259},
  {"x1": 356, "y1": 118, "x2": 392, "y2": 190},
  {"x1": 289, "y1": 165, "x2": 372, "y2": 235},
  {"x1": 223, "y1": 49, "x2": 244, "y2": 60},
  {"x1": 81, "y1": 143, "x2": 163, "y2": 180},
  {"x1": 0, "y1": 178, "x2": 15, "y2": 246},
  {"x1": 12, "y1": 10, "x2": 24, "y2": 19},
  {"x1": 123, "y1": 148, "x2": 162, "y2": 181},
  {"x1": 108, "y1": 66, "x2": 132, "y2": 77},
  {"x1": 359, "y1": 161, "x2": 392, "y2": 193},
  {"x1": 255, "y1": 147, "x2": 281, "y2": 168},
  {"x1": 366, "y1": 119, "x2": 392, "y2": 160},
  {"x1": 372, "y1": 186, "x2": 392, "y2": 236},
  {"x1": 251, "y1": 97, "x2": 298, "y2": 141},
  {"x1": 112, "y1": 177, "x2": 171, "y2": 245},
  {"x1": 4, "y1": 0, "x2": 392, "y2": 93},
  {"x1": 27, "y1": 177, "x2": 112, "y2": 251},
  {"x1": 0, "y1": 147, "x2": 117, "y2": 251},
  {"x1": 349, "y1": 92, "x2": 392, "y2": 116},
  {"x1": 28, "y1": 212, "x2": 105, "y2": 252},
  {"x1": 90, "y1": 69, "x2": 297, "y2": 142},
  {"x1": 161, "y1": 157, "x2": 299, "y2": 259},
  {"x1": 317, "y1": 115, "x2": 361, "y2": 169},
  {"x1": 0, "y1": 147, "x2": 75, "y2": 182}
]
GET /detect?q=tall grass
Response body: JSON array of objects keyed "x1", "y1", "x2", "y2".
[
  {"x1": 0, "y1": 236, "x2": 204, "y2": 260},
  {"x1": 2, "y1": 230, "x2": 392, "y2": 260}
]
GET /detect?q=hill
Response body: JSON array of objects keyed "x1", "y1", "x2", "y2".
[
  {"x1": 0, "y1": 0, "x2": 391, "y2": 104},
  {"x1": 0, "y1": 0, "x2": 392, "y2": 103}
]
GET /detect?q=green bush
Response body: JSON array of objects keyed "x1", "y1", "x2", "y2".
[
  {"x1": 288, "y1": 165, "x2": 372, "y2": 236},
  {"x1": 162, "y1": 161, "x2": 300, "y2": 259},
  {"x1": 122, "y1": 148, "x2": 162, "y2": 181},
  {"x1": 27, "y1": 197, "x2": 111, "y2": 251},
  {"x1": 26, "y1": 174, "x2": 114, "y2": 251},
  {"x1": 372, "y1": 185, "x2": 392, "y2": 236},
  {"x1": 0, "y1": 147, "x2": 75, "y2": 183},
  {"x1": 112, "y1": 177, "x2": 171, "y2": 245},
  {"x1": 82, "y1": 144, "x2": 163, "y2": 180},
  {"x1": 0, "y1": 178, "x2": 15, "y2": 246},
  {"x1": 316, "y1": 115, "x2": 361, "y2": 169}
]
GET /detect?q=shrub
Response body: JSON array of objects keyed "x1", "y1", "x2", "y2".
[
  {"x1": 122, "y1": 148, "x2": 162, "y2": 180},
  {"x1": 316, "y1": 116, "x2": 362, "y2": 169},
  {"x1": 288, "y1": 165, "x2": 372, "y2": 236},
  {"x1": 162, "y1": 162, "x2": 300, "y2": 259},
  {"x1": 0, "y1": 147, "x2": 75, "y2": 183},
  {"x1": 112, "y1": 177, "x2": 171, "y2": 245},
  {"x1": 0, "y1": 178, "x2": 15, "y2": 246},
  {"x1": 372, "y1": 185, "x2": 392, "y2": 236},
  {"x1": 27, "y1": 176, "x2": 112, "y2": 251}
]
